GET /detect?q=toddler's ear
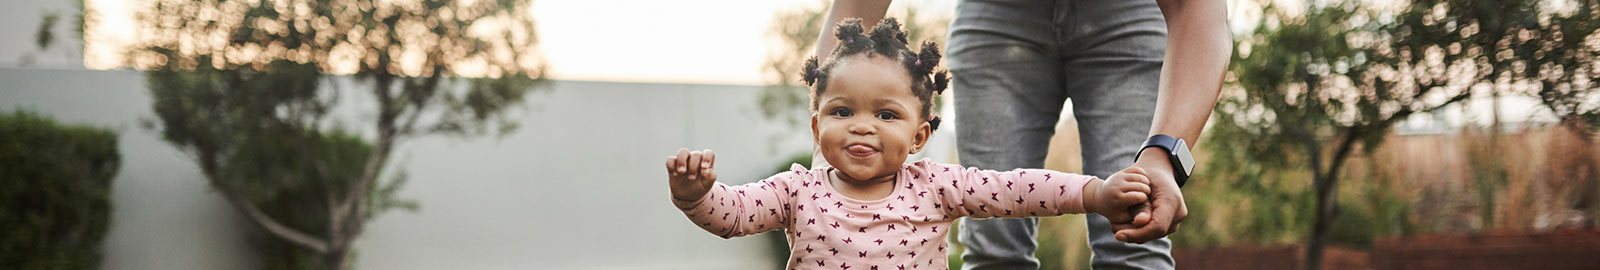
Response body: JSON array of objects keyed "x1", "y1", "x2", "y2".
[
  {"x1": 810, "y1": 113, "x2": 822, "y2": 145},
  {"x1": 911, "y1": 120, "x2": 932, "y2": 154}
]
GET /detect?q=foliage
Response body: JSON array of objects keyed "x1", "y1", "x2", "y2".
[
  {"x1": 760, "y1": 0, "x2": 831, "y2": 130},
  {"x1": 1216, "y1": 1, "x2": 1484, "y2": 267},
  {"x1": 117, "y1": 0, "x2": 548, "y2": 268},
  {"x1": 1202, "y1": 0, "x2": 1600, "y2": 266},
  {"x1": 0, "y1": 110, "x2": 121, "y2": 270}
]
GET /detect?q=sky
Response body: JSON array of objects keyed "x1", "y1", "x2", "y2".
[
  {"x1": 28, "y1": 0, "x2": 1372, "y2": 87},
  {"x1": 532, "y1": 0, "x2": 953, "y2": 85},
  {"x1": 533, "y1": 0, "x2": 848, "y2": 85},
  {"x1": 63, "y1": 0, "x2": 960, "y2": 86},
  {"x1": 0, "y1": 0, "x2": 1563, "y2": 135}
]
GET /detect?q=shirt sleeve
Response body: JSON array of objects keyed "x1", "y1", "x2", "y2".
[
  {"x1": 672, "y1": 167, "x2": 801, "y2": 239},
  {"x1": 927, "y1": 161, "x2": 1097, "y2": 219}
]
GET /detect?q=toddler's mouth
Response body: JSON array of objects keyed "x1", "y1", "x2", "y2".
[{"x1": 845, "y1": 143, "x2": 878, "y2": 158}]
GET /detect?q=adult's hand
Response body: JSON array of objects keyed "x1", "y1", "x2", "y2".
[
  {"x1": 1106, "y1": 0, "x2": 1225, "y2": 244},
  {"x1": 1109, "y1": 148, "x2": 1189, "y2": 243}
]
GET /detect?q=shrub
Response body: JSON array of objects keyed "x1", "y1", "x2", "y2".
[{"x1": 0, "y1": 110, "x2": 120, "y2": 270}]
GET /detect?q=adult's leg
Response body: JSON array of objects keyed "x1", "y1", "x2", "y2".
[
  {"x1": 1058, "y1": 0, "x2": 1173, "y2": 268},
  {"x1": 949, "y1": 30, "x2": 1067, "y2": 270}
]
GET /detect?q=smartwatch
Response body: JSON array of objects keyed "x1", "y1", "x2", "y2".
[{"x1": 1134, "y1": 134, "x2": 1196, "y2": 187}]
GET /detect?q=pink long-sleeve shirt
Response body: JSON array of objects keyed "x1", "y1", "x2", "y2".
[{"x1": 673, "y1": 159, "x2": 1097, "y2": 270}]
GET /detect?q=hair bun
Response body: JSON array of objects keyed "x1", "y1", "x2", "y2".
[
  {"x1": 915, "y1": 41, "x2": 942, "y2": 75},
  {"x1": 870, "y1": 17, "x2": 908, "y2": 46},
  {"x1": 801, "y1": 56, "x2": 821, "y2": 86},
  {"x1": 835, "y1": 18, "x2": 865, "y2": 39},
  {"x1": 928, "y1": 115, "x2": 942, "y2": 131},
  {"x1": 834, "y1": 18, "x2": 871, "y2": 53}
]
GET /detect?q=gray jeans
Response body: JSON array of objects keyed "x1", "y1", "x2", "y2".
[{"x1": 947, "y1": 0, "x2": 1173, "y2": 269}]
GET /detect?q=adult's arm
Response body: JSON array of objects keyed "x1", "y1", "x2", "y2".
[{"x1": 1111, "y1": 0, "x2": 1230, "y2": 244}]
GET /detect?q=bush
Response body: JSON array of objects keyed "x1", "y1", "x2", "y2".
[{"x1": 0, "y1": 110, "x2": 121, "y2": 270}]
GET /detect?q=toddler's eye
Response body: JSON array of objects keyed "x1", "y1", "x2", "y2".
[
  {"x1": 876, "y1": 111, "x2": 898, "y2": 120},
  {"x1": 830, "y1": 108, "x2": 854, "y2": 117}
]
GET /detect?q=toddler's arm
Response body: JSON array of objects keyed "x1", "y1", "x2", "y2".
[
  {"x1": 666, "y1": 148, "x2": 792, "y2": 238},
  {"x1": 927, "y1": 162, "x2": 1149, "y2": 219}
]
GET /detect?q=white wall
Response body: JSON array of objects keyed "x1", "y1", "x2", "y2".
[
  {"x1": 1, "y1": 68, "x2": 895, "y2": 269},
  {"x1": 1, "y1": 68, "x2": 257, "y2": 269}
]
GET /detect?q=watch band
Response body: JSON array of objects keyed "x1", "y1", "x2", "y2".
[{"x1": 1134, "y1": 134, "x2": 1195, "y2": 187}]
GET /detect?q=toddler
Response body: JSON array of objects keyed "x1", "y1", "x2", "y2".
[{"x1": 665, "y1": 18, "x2": 1154, "y2": 270}]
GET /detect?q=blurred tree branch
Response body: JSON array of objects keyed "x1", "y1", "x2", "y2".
[
  {"x1": 1222, "y1": 2, "x2": 1477, "y2": 269},
  {"x1": 66, "y1": 0, "x2": 551, "y2": 269}
]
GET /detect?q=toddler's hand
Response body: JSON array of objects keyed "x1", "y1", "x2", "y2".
[
  {"x1": 666, "y1": 148, "x2": 718, "y2": 202},
  {"x1": 1089, "y1": 167, "x2": 1153, "y2": 229}
]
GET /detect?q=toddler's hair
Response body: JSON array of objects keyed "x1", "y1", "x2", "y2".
[{"x1": 801, "y1": 17, "x2": 950, "y2": 130}]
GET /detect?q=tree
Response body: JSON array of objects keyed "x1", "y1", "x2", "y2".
[
  {"x1": 24, "y1": 0, "x2": 87, "y2": 67},
  {"x1": 0, "y1": 110, "x2": 121, "y2": 270},
  {"x1": 1221, "y1": 2, "x2": 1478, "y2": 269},
  {"x1": 1513, "y1": 0, "x2": 1600, "y2": 228},
  {"x1": 1387, "y1": 0, "x2": 1558, "y2": 230},
  {"x1": 759, "y1": 0, "x2": 830, "y2": 132},
  {"x1": 1387, "y1": 0, "x2": 1600, "y2": 230},
  {"x1": 103, "y1": 0, "x2": 548, "y2": 269}
]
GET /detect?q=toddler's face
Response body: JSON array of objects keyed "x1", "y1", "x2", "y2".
[{"x1": 812, "y1": 55, "x2": 931, "y2": 181}]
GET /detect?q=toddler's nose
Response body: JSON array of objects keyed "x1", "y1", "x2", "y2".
[{"x1": 847, "y1": 121, "x2": 875, "y2": 135}]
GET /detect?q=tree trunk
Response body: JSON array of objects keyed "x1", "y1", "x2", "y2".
[
  {"x1": 324, "y1": 246, "x2": 349, "y2": 270},
  {"x1": 1481, "y1": 90, "x2": 1502, "y2": 229},
  {"x1": 1306, "y1": 132, "x2": 1359, "y2": 270},
  {"x1": 1306, "y1": 173, "x2": 1337, "y2": 270}
]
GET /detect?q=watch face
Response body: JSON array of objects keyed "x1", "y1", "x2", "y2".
[{"x1": 1174, "y1": 139, "x2": 1195, "y2": 176}]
